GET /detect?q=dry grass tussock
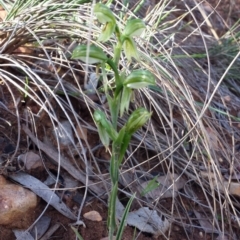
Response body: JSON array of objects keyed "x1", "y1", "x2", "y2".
[{"x1": 0, "y1": 0, "x2": 240, "y2": 239}]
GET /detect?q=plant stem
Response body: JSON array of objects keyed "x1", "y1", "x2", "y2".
[{"x1": 106, "y1": 58, "x2": 122, "y2": 96}]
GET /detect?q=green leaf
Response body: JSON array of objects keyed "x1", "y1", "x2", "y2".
[
  {"x1": 123, "y1": 19, "x2": 145, "y2": 37},
  {"x1": 124, "y1": 70, "x2": 156, "y2": 89},
  {"x1": 71, "y1": 226, "x2": 84, "y2": 240},
  {"x1": 116, "y1": 194, "x2": 135, "y2": 240},
  {"x1": 108, "y1": 94, "x2": 120, "y2": 130},
  {"x1": 107, "y1": 182, "x2": 118, "y2": 238},
  {"x1": 125, "y1": 108, "x2": 152, "y2": 135},
  {"x1": 117, "y1": 131, "x2": 131, "y2": 165},
  {"x1": 71, "y1": 45, "x2": 107, "y2": 64},
  {"x1": 140, "y1": 175, "x2": 160, "y2": 196},
  {"x1": 112, "y1": 126, "x2": 130, "y2": 165}
]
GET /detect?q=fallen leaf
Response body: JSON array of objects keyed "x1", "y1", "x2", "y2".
[
  {"x1": 30, "y1": 216, "x2": 51, "y2": 239},
  {"x1": 201, "y1": 171, "x2": 240, "y2": 196},
  {"x1": 13, "y1": 230, "x2": 35, "y2": 240},
  {"x1": 127, "y1": 207, "x2": 169, "y2": 237},
  {"x1": 76, "y1": 125, "x2": 88, "y2": 141},
  {"x1": 18, "y1": 151, "x2": 43, "y2": 170},
  {"x1": 40, "y1": 223, "x2": 61, "y2": 240},
  {"x1": 204, "y1": 127, "x2": 219, "y2": 151},
  {"x1": 193, "y1": 210, "x2": 218, "y2": 233},
  {"x1": 85, "y1": 72, "x2": 99, "y2": 93},
  {"x1": 116, "y1": 199, "x2": 169, "y2": 237},
  {"x1": 137, "y1": 173, "x2": 186, "y2": 200},
  {"x1": 9, "y1": 172, "x2": 77, "y2": 220},
  {"x1": 83, "y1": 211, "x2": 102, "y2": 222},
  {"x1": 53, "y1": 120, "x2": 74, "y2": 146}
]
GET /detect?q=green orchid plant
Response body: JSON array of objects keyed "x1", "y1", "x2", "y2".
[{"x1": 72, "y1": 3, "x2": 156, "y2": 239}]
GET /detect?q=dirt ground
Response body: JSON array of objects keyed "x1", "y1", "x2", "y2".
[{"x1": 0, "y1": 0, "x2": 240, "y2": 240}]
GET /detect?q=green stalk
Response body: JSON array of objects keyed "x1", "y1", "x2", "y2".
[{"x1": 106, "y1": 58, "x2": 123, "y2": 96}]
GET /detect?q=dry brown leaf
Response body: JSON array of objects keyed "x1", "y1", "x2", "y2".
[
  {"x1": 193, "y1": 210, "x2": 218, "y2": 233},
  {"x1": 116, "y1": 199, "x2": 169, "y2": 237},
  {"x1": 201, "y1": 171, "x2": 240, "y2": 196},
  {"x1": 76, "y1": 125, "x2": 88, "y2": 141},
  {"x1": 137, "y1": 173, "x2": 186, "y2": 199},
  {"x1": 204, "y1": 127, "x2": 219, "y2": 151},
  {"x1": 83, "y1": 211, "x2": 102, "y2": 222},
  {"x1": 18, "y1": 151, "x2": 43, "y2": 170},
  {"x1": 9, "y1": 172, "x2": 77, "y2": 220}
]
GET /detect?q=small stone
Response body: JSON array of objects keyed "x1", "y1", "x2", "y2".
[
  {"x1": 83, "y1": 210, "x2": 102, "y2": 222},
  {"x1": 0, "y1": 176, "x2": 37, "y2": 227}
]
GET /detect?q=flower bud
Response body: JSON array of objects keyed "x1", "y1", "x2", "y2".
[
  {"x1": 94, "y1": 3, "x2": 116, "y2": 24},
  {"x1": 98, "y1": 21, "x2": 116, "y2": 42},
  {"x1": 124, "y1": 70, "x2": 155, "y2": 89},
  {"x1": 123, "y1": 19, "x2": 145, "y2": 37},
  {"x1": 71, "y1": 45, "x2": 107, "y2": 64},
  {"x1": 93, "y1": 110, "x2": 118, "y2": 142},
  {"x1": 123, "y1": 37, "x2": 139, "y2": 61},
  {"x1": 97, "y1": 123, "x2": 110, "y2": 148},
  {"x1": 125, "y1": 108, "x2": 152, "y2": 135},
  {"x1": 120, "y1": 87, "x2": 132, "y2": 117},
  {"x1": 94, "y1": 3, "x2": 116, "y2": 42}
]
